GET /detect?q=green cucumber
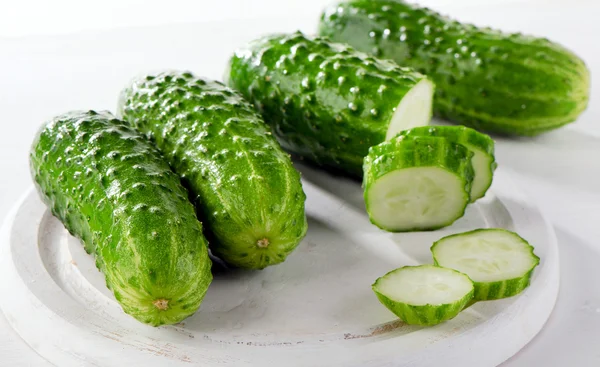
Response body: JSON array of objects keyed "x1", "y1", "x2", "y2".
[
  {"x1": 432, "y1": 229, "x2": 540, "y2": 300},
  {"x1": 225, "y1": 31, "x2": 434, "y2": 176},
  {"x1": 29, "y1": 111, "x2": 212, "y2": 326},
  {"x1": 363, "y1": 135, "x2": 473, "y2": 232},
  {"x1": 396, "y1": 126, "x2": 496, "y2": 201},
  {"x1": 372, "y1": 265, "x2": 474, "y2": 326},
  {"x1": 319, "y1": 0, "x2": 591, "y2": 136},
  {"x1": 118, "y1": 71, "x2": 307, "y2": 270}
]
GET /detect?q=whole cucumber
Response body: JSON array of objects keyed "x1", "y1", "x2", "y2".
[
  {"x1": 225, "y1": 31, "x2": 434, "y2": 176},
  {"x1": 319, "y1": 0, "x2": 590, "y2": 136},
  {"x1": 118, "y1": 71, "x2": 307, "y2": 270},
  {"x1": 30, "y1": 111, "x2": 212, "y2": 326}
]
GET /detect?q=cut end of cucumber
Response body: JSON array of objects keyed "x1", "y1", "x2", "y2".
[
  {"x1": 469, "y1": 148, "x2": 495, "y2": 201},
  {"x1": 374, "y1": 265, "x2": 473, "y2": 306},
  {"x1": 386, "y1": 79, "x2": 435, "y2": 140},
  {"x1": 366, "y1": 167, "x2": 469, "y2": 231},
  {"x1": 432, "y1": 229, "x2": 539, "y2": 284}
]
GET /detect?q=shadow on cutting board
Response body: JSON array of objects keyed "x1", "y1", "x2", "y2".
[{"x1": 293, "y1": 159, "x2": 366, "y2": 213}]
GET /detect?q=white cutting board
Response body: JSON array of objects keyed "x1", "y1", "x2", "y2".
[{"x1": 0, "y1": 166, "x2": 559, "y2": 367}]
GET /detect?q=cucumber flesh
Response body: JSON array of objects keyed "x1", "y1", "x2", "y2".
[
  {"x1": 469, "y1": 148, "x2": 495, "y2": 201},
  {"x1": 372, "y1": 265, "x2": 474, "y2": 326},
  {"x1": 363, "y1": 136, "x2": 474, "y2": 232},
  {"x1": 387, "y1": 79, "x2": 435, "y2": 140},
  {"x1": 432, "y1": 229, "x2": 540, "y2": 300},
  {"x1": 396, "y1": 126, "x2": 496, "y2": 201},
  {"x1": 367, "y1": 167, "x2": 469, "y2": 231}
]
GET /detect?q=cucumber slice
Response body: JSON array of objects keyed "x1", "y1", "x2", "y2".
[
  {"x1": 396, "y1": 126, "x2": 497, "y2": 201},
  {"x1": 363, "y1": 136, "x2": 474, "y2": 232},
  {"x1": 372, "y1": 265, "x2": 474, "y2": 326},
  {"x1": 431, "y1": 229, "x2": 540, "y2": 300}
]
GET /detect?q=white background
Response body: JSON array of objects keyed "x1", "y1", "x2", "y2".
[
  {"x1": 0, "y1": 0, "x2": 593, "y2": 38},
  {"x1": 1, "y1": 0, "x2": 599, "y2": 366}
]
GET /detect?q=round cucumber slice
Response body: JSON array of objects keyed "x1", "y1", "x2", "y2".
[
  {"x1": 363, "y1": 136, "x2": 474, "y2": 232},
  {"x1": 386, "y1": 79, "x2": 435, "y2": 140},
  {"x1": 431, "y1": 229, "x2": 540, "y2": 300},
  {"x1": 396, "y1": 125, "x2": 497, "y2": 201},
  {"x1": 366, "y1": 167, "x2": 469, "y2": 231},
  {"x1": 372, "y1": 265, "x2": 474, "y2": 326}
]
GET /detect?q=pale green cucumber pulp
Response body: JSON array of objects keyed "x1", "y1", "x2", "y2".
[
  {"x1": 396, "y1": 126, "x2": 497, "y2": 201},
  {"x1": 386, "y1": 79, "x2": 435, "y2": 140},
  {"x1": 432, "y1": 229, "x2": 540, "y2": 300},
  {"x1": 469, "y1": 148, "x2": 494, "y2": 200},
  {"x1": 367, "y1": 167, "x2": 468, "y2": 231},
  {"x1": 372, "y1": 265, "x2": 474, "y2": 326}
]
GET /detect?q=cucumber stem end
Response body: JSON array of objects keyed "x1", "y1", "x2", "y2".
[
  {"x1": 153, "y1": 299, "x2": 169, "y2": 311},
  {"x1": 257, "y1": 238, "x2": 270, "y2": 248}
]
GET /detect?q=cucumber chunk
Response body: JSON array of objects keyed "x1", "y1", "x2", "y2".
[
  {"x1": 372, "y1": 265, "x2": 474, "y2": 326},
  {"x1": 363, "y1": 136, "x2": 474, "y2": 232},
  {"x1": 225, "y1": 31, "x2": 434, "y2": 176},
  {"x1": 396, "y1": 126, "x2": 497, "y2": 201},
  {"x1": 432, "y1": 229, "x2": 540, "y2": 300}
]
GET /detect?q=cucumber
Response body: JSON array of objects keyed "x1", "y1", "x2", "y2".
[
  {"x1": 225, "y1": 31, "x2": 434, "y2": 176},
  {"x1": 396, "y1": 126, "x2": 496, "y2": 201},
  {"x1": 29, "y1": 111, "x2": 212, "y2": 326},
  {"x1": 431, "y1": 229, "x2": 540, "y2": 300},
  {"x1": 319, "y1": 0, "x2": 591, "y2": 136},
  {"x1": 118, "y1": 71, "x2": 307, "y2": 270},
  {"x1": 363, "y1": 135, "x2": 473, "y2": 232},
  {"x1": 372, "y1": 265, "x2": 474, "y2": 326}
]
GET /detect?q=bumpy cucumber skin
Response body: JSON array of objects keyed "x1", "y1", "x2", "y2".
[
  {"x1": 319, "y1": 0, "x2": 591, "y2": 136},
  {"x1": 363, "y1": 135, "x2": 474, "y2": 231},
  {"x1": 431, "y1": 228, "x2": 540, "y2": 300},
  {"x1": 396, "y1": 125, "x2": 496, "y2": 201},
  {"x1": 226, "y1": 31, "x2": 430, "y2": 176},
  {"x1": 118, "y1": 71, "x2": 307, "y2": 270},
  {"x1": 395, "y1": 126, "x2": 495, "y2": 161},
  {"x1": 30, "y1": 111, "x2": 212, "y2": 326},
  {"x1": 372, "y1": 265, "x2": 474, "y2": 326}
]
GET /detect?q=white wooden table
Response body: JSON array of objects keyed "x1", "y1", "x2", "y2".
[{"x1": 0, "y1": 0, "x2": 599, "y2": 365}]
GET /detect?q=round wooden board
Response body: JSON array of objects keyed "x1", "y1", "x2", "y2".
[{"x1": 0, "y1": 166, "x2": 558, "y2": 367}]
